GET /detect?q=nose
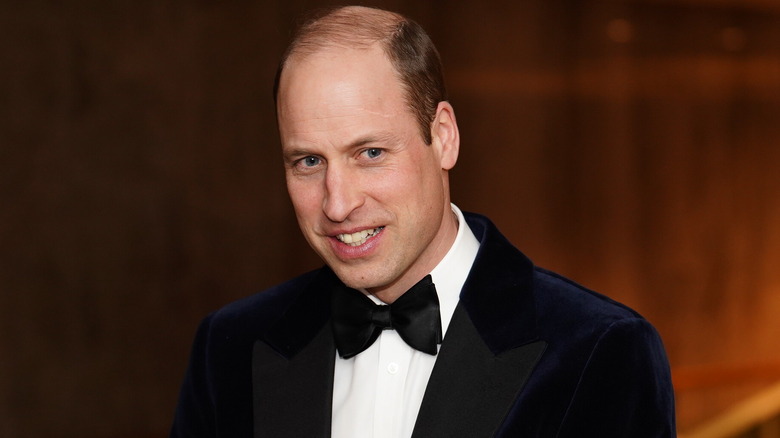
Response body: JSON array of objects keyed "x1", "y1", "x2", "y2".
[{"x1": 322, "y1": 165, "x2": 364, "y2": 222}]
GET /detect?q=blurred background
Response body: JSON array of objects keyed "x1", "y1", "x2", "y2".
[{"x1": 1, "y1": 0, "x2": 779, "y2": 437}]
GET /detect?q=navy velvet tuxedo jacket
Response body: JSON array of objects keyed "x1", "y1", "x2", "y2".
[{"x1": 171, "y1": 213, "x2": 676, "y2": 437}]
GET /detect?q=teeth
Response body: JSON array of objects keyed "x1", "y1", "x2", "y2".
[{"x1": 337, "y1": 227, "x2": 382, "y2": 246}]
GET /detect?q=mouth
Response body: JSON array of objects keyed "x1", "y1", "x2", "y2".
[{"x1": 335, "y1": 227, "x2": 384, "y2": 247}]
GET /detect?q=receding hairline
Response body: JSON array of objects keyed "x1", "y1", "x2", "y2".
[
  {"x1": 283, "y1": 40, "x2": 390, "y2": 72},
  {"x1": 274, "y1": 5, "x2": 447, "y2": 145},
  {"x1": 283, "y1": 6, "x2": 406, "y2": 61}
]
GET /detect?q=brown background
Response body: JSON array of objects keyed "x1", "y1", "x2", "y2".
[{"x1": 1, "y1": 0, "x2": 779, "y2": 436}]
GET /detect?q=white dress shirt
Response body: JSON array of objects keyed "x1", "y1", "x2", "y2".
[{"x1": 331, "y1": 204, "x2": 480, "y2": 438}]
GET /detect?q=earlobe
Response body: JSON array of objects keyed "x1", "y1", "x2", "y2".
[{"x1": 431, "y1": 102, "x2": 460, "y2": 170}]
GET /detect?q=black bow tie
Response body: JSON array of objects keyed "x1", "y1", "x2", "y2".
[{"x1": 331, "y1": 275, "x2": 442, "y2": 359}]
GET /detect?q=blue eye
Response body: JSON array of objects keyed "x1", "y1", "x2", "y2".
[
  {"x1": 302, "y1": 156, "x2": 320, "y2": 167},
  {"x1": 365, "y1": 148, "x2": 382, "y2": 159}
]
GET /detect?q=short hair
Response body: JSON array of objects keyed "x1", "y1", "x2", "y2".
[{"x1": 274, "y1": 6, "x2": 447, "y2": 145}]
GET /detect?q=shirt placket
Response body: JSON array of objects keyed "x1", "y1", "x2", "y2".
[{"x1": 373, "y1": 330, "x2": 411, "y2": 438}]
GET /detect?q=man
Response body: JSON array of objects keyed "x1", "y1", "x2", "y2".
[{"x1": 171, "y1": 6, "x2": 676, "y2": 437}]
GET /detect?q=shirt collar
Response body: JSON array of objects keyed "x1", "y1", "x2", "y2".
[{"x1": 429, "y1": 203, "x2": 480, "y2": 335}]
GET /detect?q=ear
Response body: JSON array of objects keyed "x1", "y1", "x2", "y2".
[{"x1": 431, "y1": 101, "x2": 460, "y2": 170}]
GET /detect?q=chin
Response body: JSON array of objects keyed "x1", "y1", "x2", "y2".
[
  {"x1": 334, "y1": 274, "x2": 376, "y2": 291},
  {"x1": 330, "y1": 265, "x2": 389, "y2": 291}
]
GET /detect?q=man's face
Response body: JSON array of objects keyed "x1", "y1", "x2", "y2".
[{"x1": 276, "y1": 44, "x2": 458, "y2": 299}]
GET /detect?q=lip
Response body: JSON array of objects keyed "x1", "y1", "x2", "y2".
[{"x1": 327, "y1": 226, "x2": 384, "y2": 260}]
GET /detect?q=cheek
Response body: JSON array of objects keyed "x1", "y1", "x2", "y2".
[
  {"x1": 287, "y1": 179, "x2": 321, "y2": 219},
  {"x1": 366, "y1": 173, "x2": 414, "y2": 206},
  {"x1": 371, "y1": 158, "x2": 439, "y2": 204}
]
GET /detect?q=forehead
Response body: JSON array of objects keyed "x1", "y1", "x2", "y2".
[{"x1": 278, "y1": 45, "x2": 407, "y2": 120}]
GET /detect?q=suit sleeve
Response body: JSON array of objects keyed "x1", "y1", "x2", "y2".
[
  {"x1": 170, "y1": 315, "x2": 217, "y2": 438},
  {"x1": 556, "y1": 318, "x2": 677, "y2": 437}
]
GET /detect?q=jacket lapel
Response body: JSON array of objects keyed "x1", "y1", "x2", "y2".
[
  {"x1": 412, "y1": 213, "x2": 547, "y2": 437},
  {"x1": 252, "y1": 268, "x2": 338, "y2": 438},
  {"x1": 252, "y1": 324, "x2": 335, "y2": 437},
  {"x1": 412, "y1": 305, "x2": 546, "y2": 438}
]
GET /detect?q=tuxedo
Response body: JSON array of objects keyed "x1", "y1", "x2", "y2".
[{"x1": 171, "y1": 213, "x2": 676, "y2": 437}]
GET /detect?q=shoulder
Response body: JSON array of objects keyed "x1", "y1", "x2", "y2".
[
  {"x1": 531, "y1": 266, "x2": 664, "y2": 360},
  {"x1": 529, "y1": 270, "x2": 675, "y2": 435},
  {"x1": 533, "y1": 267, "x2": 643, "y2": 323}
]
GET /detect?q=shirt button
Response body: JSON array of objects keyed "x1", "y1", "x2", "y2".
[{"x1": 387, "y1": 362, "x2": 399, "y2": 374}]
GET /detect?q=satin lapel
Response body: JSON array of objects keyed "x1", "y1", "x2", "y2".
[
  {"x1": 252, "y1": 268, "x2": 338, "y2": 438},
  {"x1": 252, "y1": 322, "x2": 335, "y2": 438},
  {"x1": 412, "y1": 304, "x2": 547, "y2": 438}
]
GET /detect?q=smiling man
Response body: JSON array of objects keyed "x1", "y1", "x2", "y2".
[
  {"x1": 171, "y1": 6, "x2": 676, "y2": 438},
  {"x1": 278, "y1": 41, "x2": 459, "y2": 304}
]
